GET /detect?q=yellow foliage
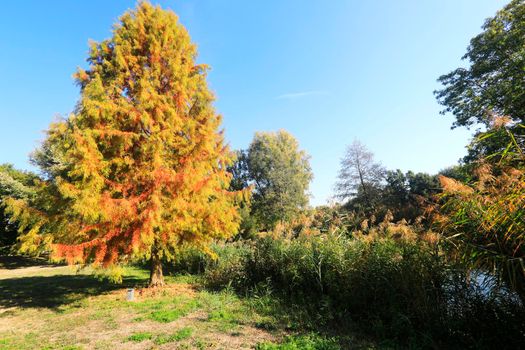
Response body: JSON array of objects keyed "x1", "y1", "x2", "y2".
[{"x1": 5, "y1": 2, "x2": 243, "y2": 270}]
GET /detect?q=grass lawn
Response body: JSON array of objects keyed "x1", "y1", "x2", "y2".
[{"x1": 0, "y1": 256, "x2": 377, "y2": 350}]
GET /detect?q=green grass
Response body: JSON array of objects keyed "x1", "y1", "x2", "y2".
[
  {"x1": 154, "y1": 327, "x2": 193, "y2": 345},
  {"x1": 149, "y1": 308, "x2": 191, "y2": 322},
  {"x1": 130, "y1": 295, "x2": 201, "y2": 323},
  {"x1": 127, "y1": 332, "x2": 154, "y2": 342},
  {"x1": 256, "y1": 334, "x2": 340, "y2": 350},
  {"x1": 197, "y1": 289, "x2": 257, "y2": 332}
]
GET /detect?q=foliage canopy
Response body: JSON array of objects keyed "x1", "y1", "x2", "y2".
[
  {"x1": 5, "y1": 2, "x2": 241, "y2": 286},
  {"x1": 435, "y1": 0, "x2": 525, "y2": 129},
  {"x1": 0, "y1": 164, "x2": 37, "y2": 253},
  {"x1": 244, "y1": 130, "x2": 312, "y2": 231},
  {"x1": 335, "y1": 140, "x2": 385, "y2": 210}
]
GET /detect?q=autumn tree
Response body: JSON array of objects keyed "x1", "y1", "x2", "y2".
[
  {"x1": 5, "y1": 2, "x2": 241, "y2": 287},
  {"x1": 335, "y1": 140, "x2": 385, "y2": 211},
  {"x1": 238, "y1": 130, "x2": 312, "y2": 231}
]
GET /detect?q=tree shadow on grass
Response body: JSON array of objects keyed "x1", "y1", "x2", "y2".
[
  {"x1": 0, "y1": 273, "x2": 145, "y2": 310},
  {"x1": 0, "y1": 255, "x2": 62, "y2": 269}
]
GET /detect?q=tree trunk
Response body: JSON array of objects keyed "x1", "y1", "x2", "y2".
[
  {"x1": 356, "y1": 159, "x2": 371, "y2": 208},
  {"x1": 149, "y1": 245, "x2": 164, "y2": 288}
]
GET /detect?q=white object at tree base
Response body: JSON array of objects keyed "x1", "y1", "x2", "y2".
[{"x1": 127, "y1": 288, "x2": 135, "y2": 301}]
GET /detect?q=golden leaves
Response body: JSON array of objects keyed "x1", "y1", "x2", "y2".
[
  {"x1": 6, "y1": 1, "x2": 242, "y2": 270},
  {"x1": 438, "y1": 175, "x2": 474, "y2": 195}
]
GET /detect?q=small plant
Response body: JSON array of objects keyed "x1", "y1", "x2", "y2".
[
  {"x1": 256, "y1": 334, "x2": 340, "y2": 350},
  {"x1": 173, "y1": 327, "x2": 193, "y2": 341},
  {"x1": 127, "y1": 332, "x2": 153, "y2": 342},
  {"x1": 154, "y1": 327, "x2": 193, "y2": 345}
]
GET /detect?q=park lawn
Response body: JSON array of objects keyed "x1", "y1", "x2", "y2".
[
  {"x1": 0, "y1": 262, "x2": 276, "y2": 349},
  {"x1": 0, "y1": 258, "x2": 377, "y2": 350}
]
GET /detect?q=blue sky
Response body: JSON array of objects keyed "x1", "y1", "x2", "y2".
[{"x1": 0, "y1": 0, "x2": 507, "y2": 205}]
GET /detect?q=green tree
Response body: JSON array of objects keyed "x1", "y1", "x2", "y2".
[
  {"x1": 244, "y1": 130, "x2": 312, "y2": 230},
  {"x1": 228, "y1": 150, "x2": 250, "y2": 192},
  {"x1": 382, "y1": 170, "x2": 439, "y2": 222},
  {"x1": 435, "y1": 0, "x2": 525, "y2": 160},
  {"x1": 0, "y1": 164, "x2": 37, "y2": 253},
  {"x1": 5, "y1": 2, "x2": 241, "y2": 287},
  {"x1": 435, "y1": 0, "x2": 525, "y2": 128},
  {"x1": 227, "y1": 150, "x2": 256, "y2": 238},
  {"x1": 406, "y1": 171, "x2": 439, "y2": 198}
]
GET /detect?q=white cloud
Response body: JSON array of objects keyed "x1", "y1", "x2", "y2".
[{"x1": 276, "y1": 90, "x2": 329, "y2": 100}]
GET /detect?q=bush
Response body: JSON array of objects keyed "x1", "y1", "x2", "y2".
[
  {"x1": 220, "y1": 235, "x2": 447, "y2": 339},
  {"x1": 203, "y1": 241, "x2": 253, "y2": 290},
  {"x1": 172, "y1": 232, "x2": 525, "y2": 348},
  {"x1": 169, "y1": 245, "x2": 208, "y2": 275}
]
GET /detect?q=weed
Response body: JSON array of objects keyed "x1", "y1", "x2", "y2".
[
  {"x1": 256, "y1": 334, "x2": 340, "y2": 350},
  {"x1": 154, "y1": 327, "x2": 193, "y2": 345},
  {"x1": 127, "y1": 332, "x2": 153, "y2": 342}
]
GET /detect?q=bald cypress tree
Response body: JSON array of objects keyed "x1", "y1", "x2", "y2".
[{"x1": 6, "y1": 2, "x2": 241, "y2": 287}]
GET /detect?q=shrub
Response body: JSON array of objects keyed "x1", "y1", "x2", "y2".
[
  {"x1": 435, "y1": 123, "x2": 525, "y2": 302},
  {"x1": 175, "y1": 231, "x2": 524, "y2": 348},
  {"x1": 239, "y1": 235, "x2": 448, "y2": 340},
  {"x1": 437, "y1": 163, "x2": 525, "y2": 302},
  {"x1": 169, "y1": 245, "x2": 208, "y2": 275},
  {"x1": 203, "y1": 241, "x2": 253, "y2": 290}
]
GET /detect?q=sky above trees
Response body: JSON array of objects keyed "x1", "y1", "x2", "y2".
[{"x1": 0, "y1": 0, "x2": 507, "y2": 205}]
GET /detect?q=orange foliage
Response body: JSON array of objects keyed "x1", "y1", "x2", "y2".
[{"x1": 7, "y1": 2, "x2": 244, "y2": 270}]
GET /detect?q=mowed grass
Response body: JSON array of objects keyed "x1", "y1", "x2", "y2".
[{"x1": 0, "y1": 257, "x2": 285, "y2": 350}]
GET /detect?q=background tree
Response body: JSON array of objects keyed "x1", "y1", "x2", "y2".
[
  {"x1": 226, "y1": 150, "x2": 255, "y2": 238},
  {"x1": 435, "y1": 0, "x2": 525, "y2": 160},
  {"x1": 0, "y1": 164, "x2": 37, "y2": 253},
  {"x1": 228, "y1": 150, "x2": 250, "y2": 192},
  {"x1": 5, "y1": 2, "x2": 241, "y2": 287},
  {"x1": 241, "y1": 130, "x2": 312, "y2": 231},
  {"x1": 382, "y1": 170, "x2": 439, "y2": 222},
  {"x1": 335, "y1": 140, "x2": 385, "y2": 212}
]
